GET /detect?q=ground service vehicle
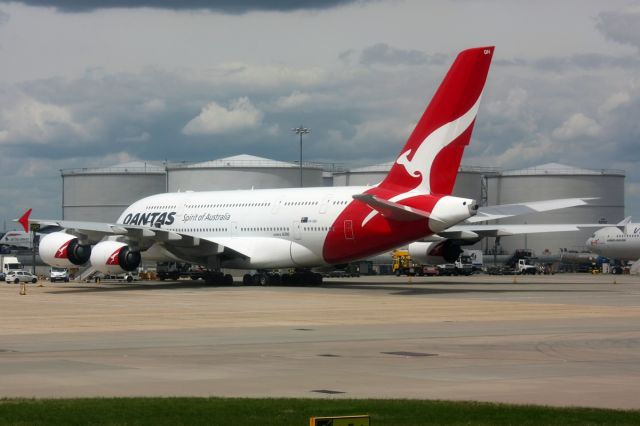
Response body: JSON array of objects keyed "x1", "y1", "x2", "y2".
[
  {"x1": 392, "y1": 249, "x2": 417, "y2": 276},
  {"x1": 1, "y1": 255, "x2": 23, "y2": 275},
  {"x1": 49, "y1": 267, "x2": 69, "y2": 282},
  {"x1": 454, "y1": 253, "x2": 474, "y2": 275},
  {"x1": 6, "y1": 270, "x2": 37, "y2": 284},
  {"x1": 516, "y1": 258, "x2": 538, "y2": 274}
]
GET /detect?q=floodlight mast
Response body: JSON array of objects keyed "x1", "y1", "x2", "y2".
[{"x1": 292, "y1": 126, "x2": 310, "y2": 187}]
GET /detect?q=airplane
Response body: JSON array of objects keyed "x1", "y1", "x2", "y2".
[
  {"x1": 407, "y1": 220, "x2": 601, "y2": 265},
  {"x1": 0, "y1": 230, "x2": 32, "y2": 250},
  {"x1": 586, "y1": 217, "x2": 640, "y2": 261},
  {"x1": 17, "y1": 46, "x2": 593, "y2": 285}
]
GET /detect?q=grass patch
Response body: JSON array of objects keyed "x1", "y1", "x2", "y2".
[{"x1": 0, "y1": 397, "x2": 638, "y2": 425}]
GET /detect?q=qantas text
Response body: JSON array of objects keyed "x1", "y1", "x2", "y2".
[{"x1": 122, "y1": 212, "x2": 176, "y2": 227}]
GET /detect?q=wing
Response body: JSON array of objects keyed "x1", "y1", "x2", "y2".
[
  {"x1": 25, "y1": 217, "x2": 252, "y2": 261},
  {"x1": 431, "y1": 223, "x2": 605, "y2": 241},
  {"x1": 468, "y1": 198, "x2": 595, "y2": 223}
]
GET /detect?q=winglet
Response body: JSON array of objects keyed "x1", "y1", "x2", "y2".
[
  {"x1": 18, "y1": 209, "x2": 32, "y2": 233},
  {"x1": 617, "y1": 216, "x2": 632, "y2": 227}
]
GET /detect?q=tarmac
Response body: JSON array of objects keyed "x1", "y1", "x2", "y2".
[{"x1": 1, "y1": 273, "x2": 640, "y2": 409}]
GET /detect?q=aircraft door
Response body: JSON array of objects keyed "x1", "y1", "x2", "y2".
[
  {"x1": 231, "y1": 222, "x2": 238, "y2": 237},
  {"x1": 319, "y1": 195, "x2": 332, "y2": 214},
  {"x1": 292, "y1": 221, "x2": 302, "y2": 240},
  {"x1": 344, "y1": 220, "x2": 354, "y2": 240},
  {"x1": 271, "y1": 200, "x2": 281, "y2": 214}
]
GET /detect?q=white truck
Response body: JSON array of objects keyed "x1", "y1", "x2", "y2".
[
  {"x1": 1, "y1": 255, "x2": 23, "y2": 275},
  {"x1": 516, "y1": 258, "x2": 538, "y2": 275}
]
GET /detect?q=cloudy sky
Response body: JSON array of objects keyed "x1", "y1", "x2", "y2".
[{"x1": 1, "y1": 0, "x2": 640, "y2": 228}]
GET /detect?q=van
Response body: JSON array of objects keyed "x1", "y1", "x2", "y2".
[{"x1": 50, "y1": 267, "x2": 70, "y2": 283}]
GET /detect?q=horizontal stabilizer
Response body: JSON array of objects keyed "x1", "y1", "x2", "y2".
[
  {"x1": 467, "y1": 198, "x2": 596, "y2": 223},
  {"x1": 436, "y1": 223, "x2": 604, "y2": 240},
  {"x1": 353, "y1": 193, "x2": 445, "y2": 225}
]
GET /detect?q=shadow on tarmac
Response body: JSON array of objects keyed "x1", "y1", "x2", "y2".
[
  {"x1": 44, "y1": 281, "x2": 216, "y2": 294},
  {"x1": 41, "y1": 279, "x2": 610, "y2": 296},
  {"x1": 322, "y1": 282, "x2": 608, "y2": 296}
]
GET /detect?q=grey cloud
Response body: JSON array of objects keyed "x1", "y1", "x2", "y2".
[
  {"x1": 596, "y1": 9, "x2": 640, "y2": 51},
  {"x1": 533, "y1": 53, "x2": 640, "y2": 71},
  {"x1": 0, "y1": 9, "x2": 9, "y2": 24},
  {"x1": 359, "y1": 43, "x2": 446, "y2": 67},
  {"x1": 0, "y1": 0, "x2": 362, "y2": 13},
  {"x1": 338, "y1": 49, "x2": 357, "y2": 64},
  {"x1": 495, "y1": 54, "x2": 640, "y2": 71}
]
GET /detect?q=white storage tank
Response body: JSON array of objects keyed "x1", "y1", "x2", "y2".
[
  {"x1": 332, "y1": 162, "x2": 498, "y2": 203},
  {"x1": 486, "y1": 163, "x2": 625, "y2": 254},
  {"x1": 167, "y1": 154, "x2": 323, "y2": 192},
  {"x1": 62, "y1": 162, "x2": 167, "y2": 223}
]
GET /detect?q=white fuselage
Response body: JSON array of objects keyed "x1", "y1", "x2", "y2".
[
  {"x1": 116, "y1": 185, "x2": 474, "y2": 269},
  {"x1": 117, "y1": 186, "x2": 370, "y2": 268},
  {"x1": 587, "y1": 225, "x2": 640, "y2": 261}
]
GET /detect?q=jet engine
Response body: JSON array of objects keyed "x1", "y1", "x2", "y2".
[
  {"x1": 408, "y1": 240, "x2": 463, "y2": 264},
  {"x1": 90, "y1": 241, "x2": 141, "y2": 274},
  {"x1": 39, "y1": 232, "x2": 92, "y2": 267}
]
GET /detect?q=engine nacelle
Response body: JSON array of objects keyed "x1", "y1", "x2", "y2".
[
  {"x1": 90, "y1": 241, "x2": 141, "y2": 274},
  {"x1": 39, "y1": 232, "x2": 92, "y2": 267},
  {"x1": 408, "y1": 240, "x2": 463, "y2": 264}
]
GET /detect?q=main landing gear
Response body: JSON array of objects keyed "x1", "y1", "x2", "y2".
[
  {"x1": 203, "y1": 271, "x2": 234, "y2": 286},
  {"x1": 242, "y1": 270, "x2": 323, "y2": 286}
]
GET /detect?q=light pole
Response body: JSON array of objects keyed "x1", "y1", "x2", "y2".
[{"x1": 292, "y1": 126, "x2": 310, "y2": 187}]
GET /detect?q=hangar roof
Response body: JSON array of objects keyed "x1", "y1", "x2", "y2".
[
  {"x1": 188, "y1": 154, "x2": 297, "y2": 168},
  {"x1": 344, "y1": 162, "x2": 499, "y2": 174},
  {"x1": 502, "y1": 162, "x2": 625, "y2": 176},
  {"x1": 62, "y1": 161, "x2": 166, "y2": 175},
  {"x1": 168, "y1": 154, "x2": 326, "y2": 170}
]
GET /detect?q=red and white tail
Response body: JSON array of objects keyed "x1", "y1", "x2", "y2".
[{"x1": 379, "y1": 46, "x2": 494, "y2": 195}]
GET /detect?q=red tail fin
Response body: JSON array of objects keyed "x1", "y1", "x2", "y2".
[
  {"x1": 379, "y1": 46, "x2": 494, "y2": 195},
  {"x1": 18, "y1": 208, "x2": 32, "y2": 233}
]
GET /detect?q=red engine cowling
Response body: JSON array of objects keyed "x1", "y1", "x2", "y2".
[
  {"x1": 39, "y1": 232, "x2": 92, "y2": 267},
  {"x1": 90, "y1": 241, "x2": 141, "y2": 274}
]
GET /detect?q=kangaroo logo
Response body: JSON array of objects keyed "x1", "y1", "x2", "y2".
[
  {"x1": 360, "y1": 93, "x2": 483, "y2": 228},
  {"x1": 55, "y1": 240, "x2": 70, "y2": 258},
  {"x1": 395, "y1": 94, "x2": 483, "y2": 194},
  {"x1": 107, "y1": 248, "x2": 121, "y2": 265}
]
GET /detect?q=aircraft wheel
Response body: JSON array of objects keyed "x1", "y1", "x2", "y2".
[
  {"x1": 258, "y1": 274, "x2": 269, "y2": 286},
  {"x1": 242, "y1": 274, "x2": 252, "y2": 286}
]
